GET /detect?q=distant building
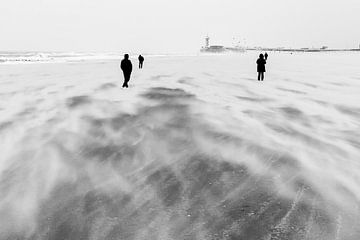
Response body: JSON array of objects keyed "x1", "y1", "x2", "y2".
[
  {"x1": 201, "y1": 36, "x2": 245, "y2": 53},
  {"x1": 205, "y1": 36, "x2": 210, "y2": 48}
]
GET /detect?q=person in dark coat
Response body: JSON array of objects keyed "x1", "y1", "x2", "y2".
[
  {"x1": 138, "y1": 55, "x2": 144, "y2": 69},
  {"x1": 256, "y1": 53, "x2": 266, "y2": 81},
  {"x1": 264, "y1": 52, "x2": 268, "y2": 61},
  {"x1": 120, "y1": 54, "x2": 132, "y2": 88}
]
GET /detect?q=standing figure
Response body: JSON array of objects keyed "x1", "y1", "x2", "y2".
[
  {"x1": 264, "y1": 52, "x2": 268, "y2": 61},
  {"x1": 256, "y1": 53, "x2": 266, "y2": 81},
  {"x1": 120, "y1": 54, "x2": 132, "y2": 88},
  {"x1": 138, "y1": 55, "x2": 144, "y2": 69}
]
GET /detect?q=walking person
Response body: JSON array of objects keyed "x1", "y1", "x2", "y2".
[
  {"x1": 264, "y1": 52, "x2": 268, "y2": 61},
  {"x1": 120, "y1": 54, "x2": 132, "y2": 88},
  {"x1": 138, "y1": 55, "x2": 144, "y2": 69},
  {"x1": 256, "y1": 53, "x2": 266, "y2": 81}
]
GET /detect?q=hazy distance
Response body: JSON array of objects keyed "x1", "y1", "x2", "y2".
[{"x1": 1, "y1": 0, "x2": 359, "y2": 53}]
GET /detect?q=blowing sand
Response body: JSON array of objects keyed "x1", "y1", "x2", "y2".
[{"x1": 0, "y1": 52, "x2": 360, "y2": 239}]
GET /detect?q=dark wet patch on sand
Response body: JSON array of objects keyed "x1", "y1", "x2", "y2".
[
  {"x1": 278, "y1": 106, "x2": 304, "y2": 119},
  {"x1": 0, "y1": 121, "x2": 13, "y2": 132},
  {"x1": 147, "y1": 166, "x2": 183, "y2": 207},
  {"x1": 311, "y1": 115, "x2": 334, "y2": 124},
  {"x1": 8, "y1": 73, "x2": 21, "y2": 77},
  {"x1": 150, "y1": 74, "x2": 172, "y2": 80},
  {"x1": 346, "y1": 137, "x2": 360, "y2": 149},
  {"x1": 329, "y1": 81, "x2": 348, "y2": 87},
  {"x1": 336, "y1": 105, "x2": 360, "y2": 117},
  {"x1": 98, "y1": 82, "x2": 117, "y2": 90},
  {"x1": 64, "y1": 85, "x2": 75, "y2": 90},
  {"x1": 278, "y1": 87, "x2": 306, "y2": 95},
  {"x1": 177, "y1": 76, "x2": 194, "y2": 83},
  {"x1": 30, "y1": 86, "x2": 46, "y2": 92},
  {"x1": 302, "y1": 83, "x2": 317, "y2": 88},
  {"x1": 0, "y1": 91, "x2": 17, "y2": 97},
  {"x1": 81, "y1": 143, "x2": 131, "y2": 163},
  {"x1": 0, "y1": 80, "x2": 13, "y2": 85},
  {"x1": 237, "y1": 96, "x2": 270, "y2": 102},
  {"x1": 17, "y1": 107, "x2": 37, "y2": 117},
  {"x1": 202, "y1": 72, "x2": 214, "y2": 77},
  {"x1": 244, "y1": 77, "x2": 257, "y2": 82},
  {"x1": 313, "y1": 100, "x2": 330, "y2": 106},
  {"x1": 66, "y1": 96, "x2": 92, "y2": 108},
  {"x1": 141, "y1": 87, "x2": 195, "y2": 101}
]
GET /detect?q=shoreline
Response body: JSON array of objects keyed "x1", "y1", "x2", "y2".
[{"x1": 246, "y1": 48, "x2": 360, "y2": 53}]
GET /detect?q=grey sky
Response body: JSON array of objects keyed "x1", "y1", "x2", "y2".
[{"x1": 1, "y1": 0, "x2": 359, "y2": 53}]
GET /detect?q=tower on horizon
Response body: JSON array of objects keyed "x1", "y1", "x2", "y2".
[{"x1": 205, "y1": 36, "x2": 210, "y2": 48}]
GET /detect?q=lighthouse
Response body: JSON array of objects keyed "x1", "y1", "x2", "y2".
[{"x1": 205, "y1": 36, "x2": 210, "y2": 48}]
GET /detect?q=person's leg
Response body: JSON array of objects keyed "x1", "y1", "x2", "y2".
[
  {"x1": 122, "y1": 72, "x2": 127, "y2": 87},
  {"x1": 126, "y1": 73, "x2": 131, "y2": 87},
  {"x1": 261, "y1": 72, "x2": 264, "y2": 81},
  {"x1": 258, "y1": 72, "x2": 260, "y2": 81}
]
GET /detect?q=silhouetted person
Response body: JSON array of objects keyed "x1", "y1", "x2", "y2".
[
  {"x1": 264, "y1": 52, "x2": 268, "y2": 61},
  {"x1": 256, "y1": 53, "x2": 266, "y2": 81},
  {"x1": 138, "y1": 55, "x2": 144, "y2": 69},
  {"x1": 120, "y1": 54, "x2": 132, "y2": 88}
]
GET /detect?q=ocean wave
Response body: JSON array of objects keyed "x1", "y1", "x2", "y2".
[
  {"x1": 0, "y1": 52, "x2": 123, "y2": 64},
  {"x1": 0, "y1": 52, "x2": 199, "y2": 64}
]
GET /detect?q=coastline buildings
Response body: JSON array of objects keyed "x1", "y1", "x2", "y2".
[
  {"x1": 200, "y1": 36, "x2": 245, "y2": 53},
  {"x1": 201, "y1": 36, "x2": 360, "y2": 53}
]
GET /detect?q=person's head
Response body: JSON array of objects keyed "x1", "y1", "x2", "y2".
[
  {"x1": 124, "y1": 54, "x2": 129, "y2": 59},
  {"x1": 259, "y1": 53, "x2": 264, "y2": 59}
]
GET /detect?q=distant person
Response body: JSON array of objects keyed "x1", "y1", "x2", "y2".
[
  {"x1": 264, "y1": 52, "x2": 268, "y2": 61},
  {"x1": 138, "y1": 55, "x2": 144, "y2": 69},
  {"x1": 256, "y1": 53, "x2": 266, "y2": 81},
  {"x1": 120, "y1": 54, "x2": 132, "y2": 88}
]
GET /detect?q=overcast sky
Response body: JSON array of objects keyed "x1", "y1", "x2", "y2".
[{"x1": 1, "y1": 0, "x2": 359, "y2": 53}]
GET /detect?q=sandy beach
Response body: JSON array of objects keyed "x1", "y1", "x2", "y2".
[{"x1": 0, "y1": 52, "x2": 360, "y2": 239}]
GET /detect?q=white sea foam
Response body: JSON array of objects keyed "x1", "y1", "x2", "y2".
[{"x1": 0, "y1": 52, "x2": 198, "y2": 64}]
